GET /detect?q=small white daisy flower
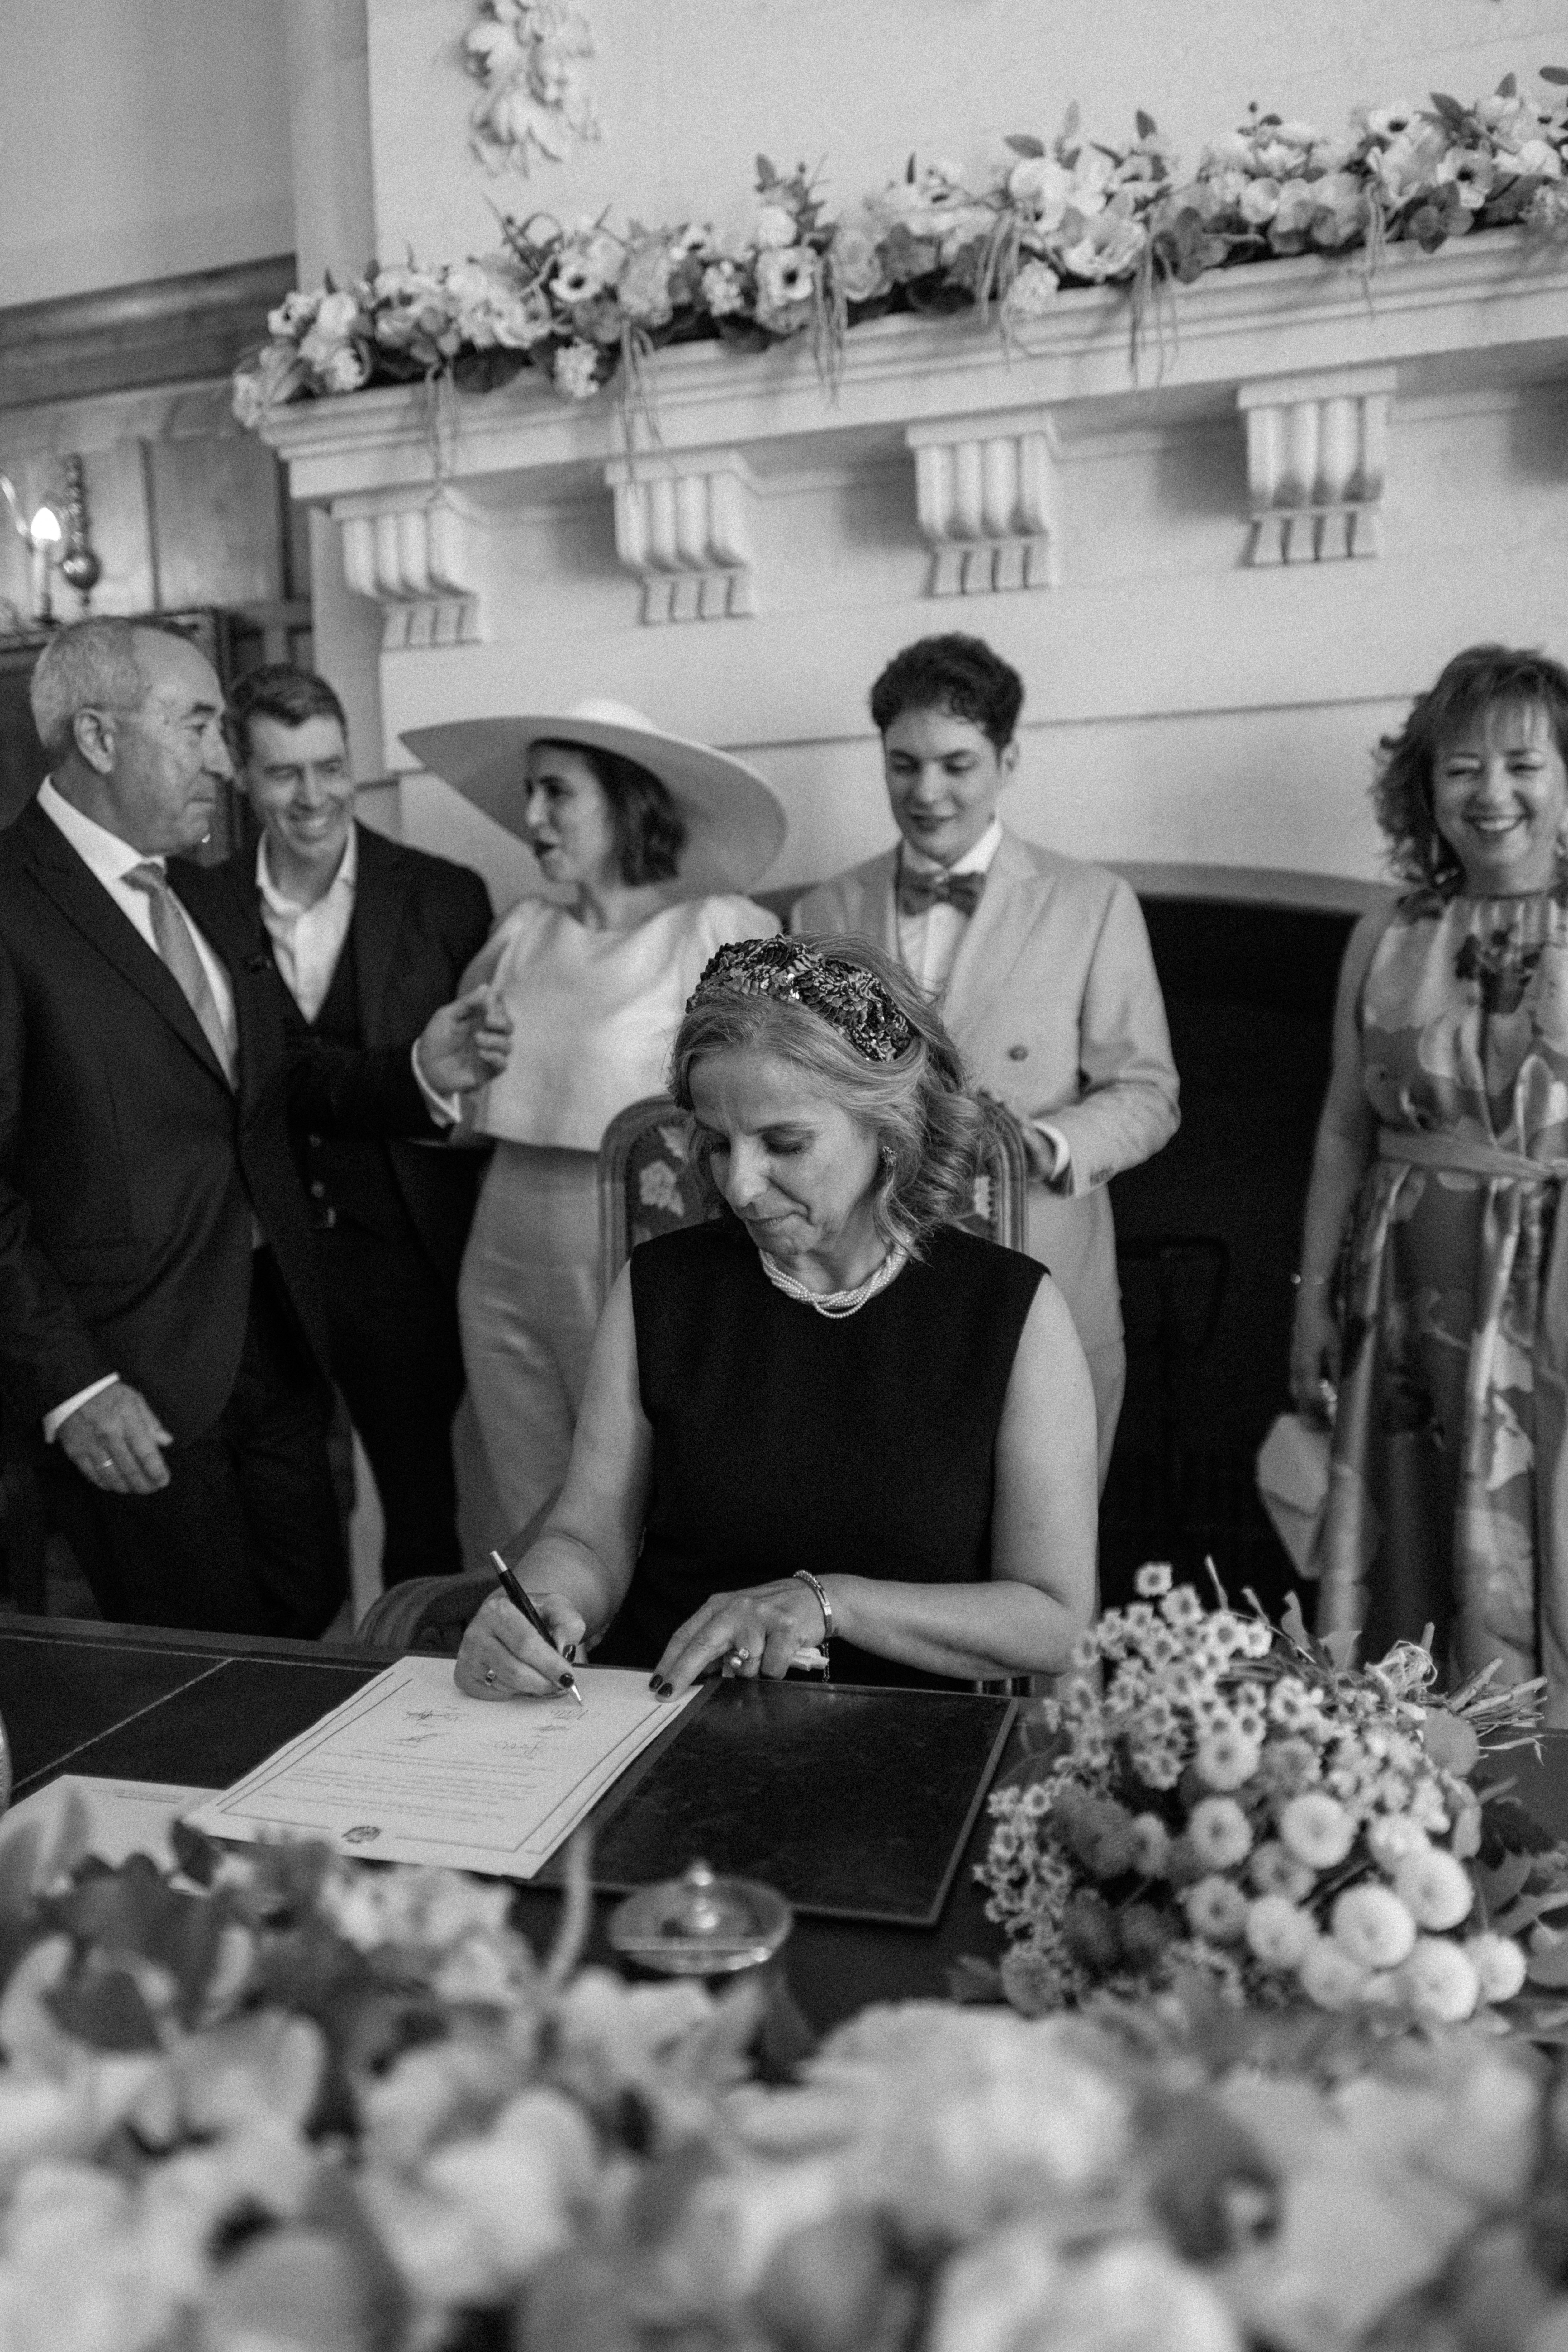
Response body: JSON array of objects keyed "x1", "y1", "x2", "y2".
[
  {"x1": 1187, "y1": 1796, "x2": 1253, "y2": 1872},
  {"x1": 1280, "y1": 1791, "x2": 1355, "y2": 1871},
  {"x1": 1393, "y1": 1845, "x2": 1473, "y2": 1931},
  {"x1": 1246, "y1": 1894, "x2": 1317, "y2": 1969},
  {"x1": 1182, "y1": 1874, "x2": 1249, "y2": 1942},
  {"x1": 1466, "y1": 1932, "x2": 1528, "y2": 2003},
  {"x1": 1402, "y1": 1935, "x2": 1480, "y2": 2023},
  {"x1": 1331, "y1": 1884, "x2": 1418, "y2": 1971}
]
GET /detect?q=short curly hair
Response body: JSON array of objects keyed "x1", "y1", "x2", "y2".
[
  {"x1": 1373, "y1": 644, "x2": 1568, "y2": 894},
  {"x1": 868, "y1": 634, "x2": 1024, "y2": 753},
  {"x1": 531, "y1": 737, "x2": 687, "y2": 886},
  {"x1": 226, "y1": 665, "x2": 348, "y2": 765},
  {"x1": 668, "y1": 935, "x2": 991, "y2": 1257}
]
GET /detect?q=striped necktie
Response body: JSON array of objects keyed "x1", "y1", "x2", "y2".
[{"x1": 124, "y1": 862, "x2": 236, "y2": 1088}]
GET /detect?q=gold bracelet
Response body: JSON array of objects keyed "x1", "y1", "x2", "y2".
[{"x1": 792, "y1": 1568, "x2": 834, "y2": 1643}]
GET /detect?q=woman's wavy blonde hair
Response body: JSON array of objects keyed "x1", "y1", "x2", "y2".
[{"x1": 669, "y1": 935, "x2": 992, "y2": 1257}]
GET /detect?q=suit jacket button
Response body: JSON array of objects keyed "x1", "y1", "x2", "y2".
[
  {"x1": 309, "y1": 1180, "x2": 326, "y2": 1199},
  {"x1": 1007, "y1": 1044, "x2": 1029, "y2": 1061}
]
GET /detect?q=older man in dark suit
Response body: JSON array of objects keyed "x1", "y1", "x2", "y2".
[
  {"x1": 0, "y1": 619, "x2": 508, "y2": 1634},
  {"x1": 228, "y1": 667, "x2": 494, "y2": 1585}
]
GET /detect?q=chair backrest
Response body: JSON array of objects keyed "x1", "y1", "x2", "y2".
[{"x1": 596, "y1": 1091, "x2": 1030, "y2": 1296}]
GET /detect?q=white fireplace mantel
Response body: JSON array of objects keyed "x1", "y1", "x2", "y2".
[{"x1": 263, "y1": 232, "x2": 1568, "y2": 646}]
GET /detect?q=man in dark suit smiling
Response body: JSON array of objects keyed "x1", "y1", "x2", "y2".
[
  {"x1": 229, "y1": 667, "x2": 494, "y2": 1586},
  {"x1": 0, "y1": 619, "x2": 508, "y2": 1633}
]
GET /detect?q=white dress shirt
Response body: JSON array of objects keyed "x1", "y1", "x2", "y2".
[
  {"x1": 256, "y1": 823, "x2": 357, "y2": 1022},
  {"x1": 893, "y1": 814, "x2": 1069, "y2": 1186},
  {"x1": 257, "y1": 819, "x2": 461, "y2": 1127},
  {"x1": 36, "y1": 780, "x2": 242, "y2": 1442},
  {"x1": 38, "y1": 780, "x2": 238, "y2": 1052},
  {"x1": 894, "y1": 815, "x2": 1004, "y2": 996}
]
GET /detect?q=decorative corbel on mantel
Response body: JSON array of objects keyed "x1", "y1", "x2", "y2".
[
  {"x1": 605, "y1": 450, "x2": 756, "y2": 624},
  {"x1": 906, "y1": 409, "x2": 1061, "y2": 596},
  {"x1": 1237, "y1": 367, "x2": 1395, "y2": 566},
  {"x1": 336, "y1": 489, "x2": 484, "y2": 650}
]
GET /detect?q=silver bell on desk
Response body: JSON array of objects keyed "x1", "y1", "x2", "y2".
[{"x1": 608, "y1": 1858, "x2": 792, "y2": 1978}]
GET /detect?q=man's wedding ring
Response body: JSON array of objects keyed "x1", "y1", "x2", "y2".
[{"x1": 484, "y1": 1666, "x2": 497, "y2": 1686}]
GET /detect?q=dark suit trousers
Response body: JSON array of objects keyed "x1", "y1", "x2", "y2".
[
  {"x1": 317, "y1": 1221, "x2": 467, "y2": 1584},
  {"x1": 45, "y1": 1250, "x2": 345, "y2": 1637}
]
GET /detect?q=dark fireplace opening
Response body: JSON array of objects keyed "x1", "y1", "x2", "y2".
[{"x1": 1104, "y1": 891, "x2": 1358, "y2": 1620}]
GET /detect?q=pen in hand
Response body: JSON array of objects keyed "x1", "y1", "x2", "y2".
[{"x1": 489, "y1": 1550, "x2": 585, "y2": 1706}]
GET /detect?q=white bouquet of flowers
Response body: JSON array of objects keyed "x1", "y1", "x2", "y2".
[{"x1": 980, "y1": 1566, "x2": 1568, "y2": 2030}]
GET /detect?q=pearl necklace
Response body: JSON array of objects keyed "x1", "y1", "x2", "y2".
[{"x1": 758, "y1": 1244, "x2": 908, "y2": 1319}]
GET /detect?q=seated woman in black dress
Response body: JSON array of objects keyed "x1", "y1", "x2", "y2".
[{"x1": 454, "y1": 935, "x2": 1096, "y2": 1698}]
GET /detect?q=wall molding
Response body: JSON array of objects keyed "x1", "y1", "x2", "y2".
[
  {"x1": 259, "y1": 232, "x2": 1568, "y2": 640},
  {"x1": 0, "y1": 255, "x2": 297, "y2": 412}
]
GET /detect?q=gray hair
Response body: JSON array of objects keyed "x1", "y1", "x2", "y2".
[
  {"x1": 29, "y1": 618, "x2": 150, "y2": 761},
  {"x1": 669, "y1": 935, "x2": 991, "y2": 1256}
]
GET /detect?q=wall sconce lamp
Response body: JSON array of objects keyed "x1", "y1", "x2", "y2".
[
  {"x1": 0, "y1": 474, "x2": 64, "y2": 626},
  {"x1": 0, "y1": 456, "x2": 99, "y2": 627}
]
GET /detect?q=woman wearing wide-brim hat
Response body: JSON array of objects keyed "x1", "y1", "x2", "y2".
[{"x1": 401, "y1": 700, "x2": 784, "y2": 1540}]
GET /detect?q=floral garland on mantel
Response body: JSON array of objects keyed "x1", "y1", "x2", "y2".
[{"x1": 234, "y1": 71, "x2": 1568, "y2": 430}]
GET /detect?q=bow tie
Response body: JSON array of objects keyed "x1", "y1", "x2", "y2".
[{"x1": 897, "y1": 865, "x2": 986, "y2": 919}]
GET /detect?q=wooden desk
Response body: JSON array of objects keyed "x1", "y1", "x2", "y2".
[{"x1": 0, "y1": 1617, "x2": 1011, "y2": 2032}]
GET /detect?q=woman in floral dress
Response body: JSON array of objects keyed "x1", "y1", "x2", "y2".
[{"x1": 1292, "y1": 645, "x2": 1568, "y2": 1722}]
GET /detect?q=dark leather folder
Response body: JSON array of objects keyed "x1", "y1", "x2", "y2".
[{"x1": 544, "y1": 1677, "x2": 1018, "y2": 1928}]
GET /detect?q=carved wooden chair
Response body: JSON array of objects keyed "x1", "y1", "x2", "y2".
[{"x1": 596, "y1": 1090, "x2": 1029, "y2": 1298}]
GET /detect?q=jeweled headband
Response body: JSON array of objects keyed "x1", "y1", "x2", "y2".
[{"x1": 688, "y1": 937, "x2": 917, "y2": 1063}]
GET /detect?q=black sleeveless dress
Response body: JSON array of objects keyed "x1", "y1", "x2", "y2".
[{"x1": 600, "y1": 1219, "x2": 1045, "y2": 1687}]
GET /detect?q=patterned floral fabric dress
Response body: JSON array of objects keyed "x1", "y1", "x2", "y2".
[{"x1": 1317, "y1": 886, "x2": 1568, "y2": 1723}]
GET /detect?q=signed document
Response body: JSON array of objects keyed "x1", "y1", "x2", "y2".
[{"x1": 184, "y1": 1658, "x2": 699, "y2": 1878}]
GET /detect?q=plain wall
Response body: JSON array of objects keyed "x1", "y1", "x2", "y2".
[
  {"x1": 366, "y1": 0, "x2": 1539, "y2": 268},
  {"x1": 0, "y1": 0, "x2": 294, "y2": 304}
]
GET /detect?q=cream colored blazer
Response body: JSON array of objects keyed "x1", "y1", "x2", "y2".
[{"x1": 794, "y1": 828, "x2": 1180, "y2": 1350}]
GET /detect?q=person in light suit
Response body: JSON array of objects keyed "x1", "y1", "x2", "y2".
[{"x1": 793, "y1": 634, "x2": 1179, "y2": 1484}]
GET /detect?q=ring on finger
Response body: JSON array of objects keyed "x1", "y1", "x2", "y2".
[
  {"x1": 725, "y1": 1646, "x2": 751, "y2": 1672},
  {"x1": 484, "y1": 1665, "x2": 497, "y2": 1687}
]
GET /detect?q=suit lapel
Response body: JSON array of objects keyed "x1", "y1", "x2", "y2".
[
  {"x1": 845, "y1": 848, "x2": 900, "y2": 961},
  {"x1": 350, "y1": 824, "x2": 409, "y2": 1047},
  {"x1": 19, "y1": 804, "x2": 231, "y2": 1089},
  {"x1": 941, "y1": 829, "x2": 1043, "y2": 1031}
]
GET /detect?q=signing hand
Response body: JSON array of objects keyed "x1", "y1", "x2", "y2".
[
  {"x1": 416, "y1": 985, "x2": 513, "y2": 1097},
  {"x1": 455, "y1": 1588, "x2": 587, "y2": 1701},
  {"x1": 57, "y1": 1380, "x2": 173, "y2": 1495},
  {"x1": 652, "y1": 1578, "x2": 829, "y2": 1698}
]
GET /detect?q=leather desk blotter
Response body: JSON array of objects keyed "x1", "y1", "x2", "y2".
[{"x1": 543, "y1": 1678, "x2": 1018, "y2": 1927}]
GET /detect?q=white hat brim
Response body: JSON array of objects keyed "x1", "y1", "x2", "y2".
[{"x1": 399, "y1": 710, "x2": 786, "y2": 894}]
